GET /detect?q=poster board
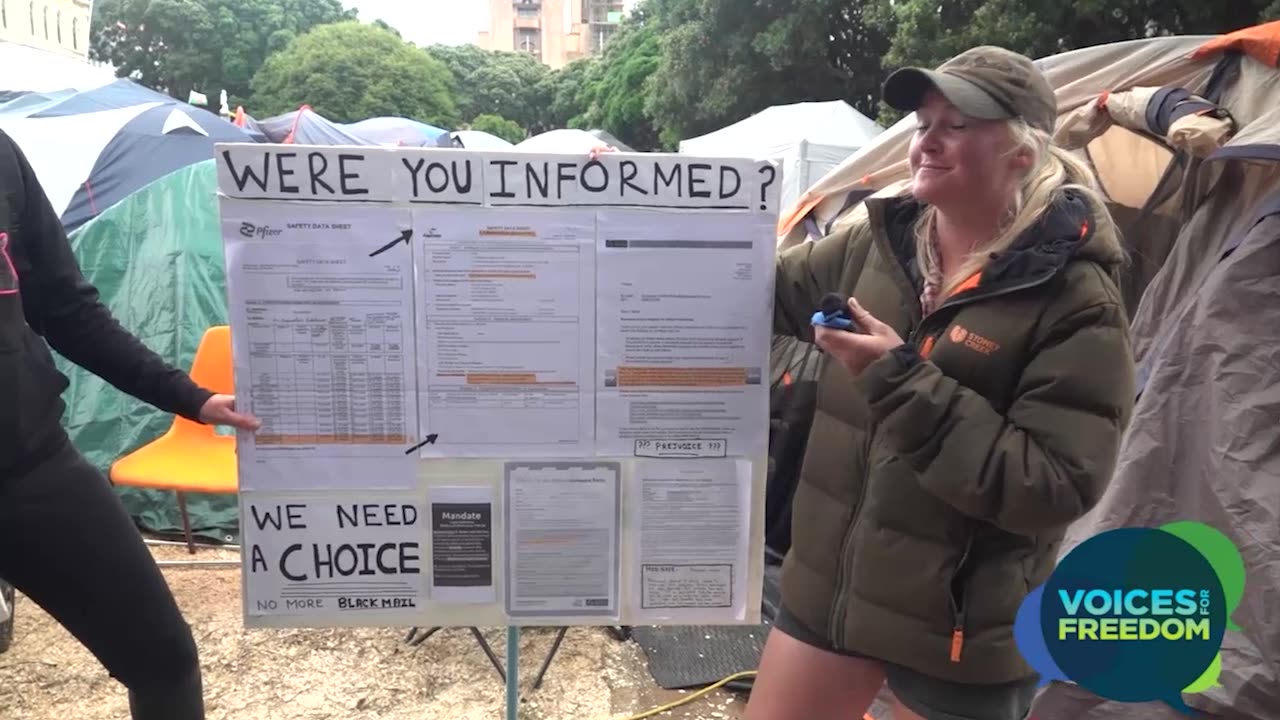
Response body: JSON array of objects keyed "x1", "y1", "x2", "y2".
[{"x1": 215, "y1": 143, "x2": 780, "y2": 628}]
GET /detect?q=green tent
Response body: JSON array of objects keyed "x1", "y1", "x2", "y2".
[{"x1": 58, "y1": 159, "x2": 239, "y2": 542}]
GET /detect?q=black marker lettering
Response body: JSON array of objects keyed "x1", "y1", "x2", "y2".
[
  {"x1": 280, "y1": 544, "x2": 305, "y2": 581},
  {"x1": 719, "y1": 166, "x2": 742, "y2": 199},
  {"x1": 688, "y1": 162, "x2": 712, "y2": 198},
  {"x1": 402, "y1": 157, "x2": 425, "y2": 197},
  {"x1": 581, "y1": 160, "x2": 609, "y2": 193},
  {"x1": 621, "y1": 160, "x2": 647, "y2": 196},
  {"x1": 275, "y1": 152, "x2": 299, "y2": 193},
  {"x1": 556, "y1": 162, "x2": 577, "y2": 199},
  {"x1": 526, "y1": 162, "x2": 550, "y2": 198},
  {"x1": 490, "y1": 160, "x2": 517, "y2": 198},
  {"x1": 250, "y1": 505, "x2": 284, "y2": 531},
  {"x1": 308, "y1": 152, "x2": 333, "y2": 194},
  {"x1": 337, "y1": 154, "x2": 368, "y2": 195},
  {"x1": 425, "y1": 162, "x2": 451, "y2": 193},
  {"x1": 655, "y1": 163, "x2": 681, "y2": 196},
  {"x1": 452, "y1": 159, "x2": 474, "y2": 194},
  {"x1": 251, "y1": 544, "x2": 267, "y2": 573},
  {"x1": 222, "y1": 150, "x2": 269, "y2": 192}
]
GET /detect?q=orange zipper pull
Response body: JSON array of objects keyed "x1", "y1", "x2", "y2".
[{"x1": 950, "y1": 626, "x2": 964, "y2": 662}]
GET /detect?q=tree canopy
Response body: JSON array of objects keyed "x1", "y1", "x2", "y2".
[
  {"x1": 248, "y1": 22, "x2": 457, "y2": 126},
  {"x1": 87, "y1": 0, "x2": 1280, "y2": 149},
  {"x1": 90, "y1": 0, "x2": 354, "y2": 107}
]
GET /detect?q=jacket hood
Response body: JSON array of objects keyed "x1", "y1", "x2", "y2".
[{"x1": 872, "y1": 187, "x2": 1126, "y2": 291}]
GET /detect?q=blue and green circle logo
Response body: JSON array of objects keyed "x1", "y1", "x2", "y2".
[{"x1": 1014, "y1": 521, "x2": 1245, "y2": 713}]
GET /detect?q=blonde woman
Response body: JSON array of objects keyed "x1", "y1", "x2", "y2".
[{"x1": 750, "y1": 46, "x2": 1135, "y2": 720}]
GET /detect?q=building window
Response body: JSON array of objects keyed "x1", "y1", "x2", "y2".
[
  {"x1": 72, "y1": 16, "x2": 77, "y2": 49},
  {"x1": 43, "y1": 5, "x2": 48, "y2": 38},
  {"x1": 28, "y1": 1, "x2": 33, "y2": 34},
  {"x1": 2, "y1": 2, "x2": 7, "y2": 29},
  {"x1": 56, "y1": 9, "x2": 61, "y2": 43}
]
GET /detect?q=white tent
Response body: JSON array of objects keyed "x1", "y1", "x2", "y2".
[
  {"x1": 678, "y1": 100, "x2": 883, "y2": 210},
  {"x1": 516, "y1": 128, "x2": 614, "y2": 154},
  {"x1": 0, "y1": 43, "x2": 117, "y2": 94}
]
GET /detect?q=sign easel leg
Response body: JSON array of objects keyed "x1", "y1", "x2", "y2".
[{"x1": 506, "y1": 625, "x2": 520, "y2": 720}]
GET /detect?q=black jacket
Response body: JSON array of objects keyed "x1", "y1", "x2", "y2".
[{"x1": 0, "y1": 129, "x2": 211, "y2": 472}]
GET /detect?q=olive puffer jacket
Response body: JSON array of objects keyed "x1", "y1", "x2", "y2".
[{"x1": 773, "y1": 189, "x2": 1135, "y2": 684}]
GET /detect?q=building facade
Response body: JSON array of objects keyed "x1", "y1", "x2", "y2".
[
  {"x1": 0, "y1": 0, "x2": 92, "y2": 58},
  {"x1": 479, "y1": 0, "x2": 625, "y2": 69}
]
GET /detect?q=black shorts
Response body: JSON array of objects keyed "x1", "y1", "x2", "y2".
[{"x1": 773, "y1": 605, "x2": 1038, "y2": 720}]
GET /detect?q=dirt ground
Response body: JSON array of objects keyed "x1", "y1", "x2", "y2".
[{"x1": 0, "y1": 543, "x2": 748, "y2": 720}]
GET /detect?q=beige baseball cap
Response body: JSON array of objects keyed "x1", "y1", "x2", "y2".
[{"x1": 882, "y1": 46, "x2": 1057, "y2": 134}]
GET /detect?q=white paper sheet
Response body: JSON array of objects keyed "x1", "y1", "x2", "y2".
[
  {"x1": 221, "y1": 200, "x2": 420, "y2": 491},
  {"x1": 413, "y1": 208, "x2": 596, "y2": 457},
  {"x1": 595, "y1": 210, "x2": 773, "y2": 458},
  {"x1": 628, "y1": 459, "x2": 752, "y2": 622},
  {"x1": 428, "y1": 486, "x2": 496, "y2": 604},
  {"x1": 504, "y1": 462, "x2": 620, "y2": 618},
  {"x1": 242, "y1": 494, "x2": 426, "y2": 617}
]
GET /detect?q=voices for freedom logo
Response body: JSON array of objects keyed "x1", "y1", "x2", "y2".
[{"x1": 1014, "y1": 521, "x2": 1246, "y2": 714}]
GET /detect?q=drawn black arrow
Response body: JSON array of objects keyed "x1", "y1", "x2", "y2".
[
  {"x1": 405, "y1": 433, "x2": 439, "y2": 454},
  {"x1": 370, "y1": 229, "x2": 413, "y2": 257}
]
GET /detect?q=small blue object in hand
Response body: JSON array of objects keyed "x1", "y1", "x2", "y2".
[{"x1": 811, "y1": 292, "x2": 857, "y2": 331}]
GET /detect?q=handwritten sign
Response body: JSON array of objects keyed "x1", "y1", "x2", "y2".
[
  {"x1": 217, "y1": 144, "x2": 396, "y2": 202},
  {"x1": 244, "y1": 496, "x2": 425, "y2": 617},
  {"x1": 216, "y1": 144, "x2": 781, "y2": 213}
]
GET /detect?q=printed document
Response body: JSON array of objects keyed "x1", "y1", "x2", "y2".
[
  {"x1": 504, "y1": 462, "x2": 620, "y2": 618},
  {"x1": 595, "y1": 210, "x2": 772, "y2": 458},
  {"x1": 629, "y1": 459, "x2": 752, "y2": 622},
  {"x1": 222, "y1": 200, "x2": 420, "y2": 491},
  {"x1": 428, "y1": 485, "x2": 496, "y2": 604},
  {"x1": 413, "y1": 208, "x2": 596, "y2": 457}
]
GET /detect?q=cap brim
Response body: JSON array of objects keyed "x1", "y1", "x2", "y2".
[{"x1": 882, "y1": 68, "x2": 1012, "y2": 121}]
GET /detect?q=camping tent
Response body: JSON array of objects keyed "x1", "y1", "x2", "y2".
[
  {"x1": 516, "y1": 128, "x2": 619, "y2": 153},
  {"x1": 0, "y1": 95, "x2": 260, "y2": 232},
  {"x1": 59, "y1": 159, "x2": 237, "y2": 541},
  {"x1": 238, "y1": 106, "x2": 449, "y2": 147},
  {"x1": 768, "y1": 26, "x2": 1280, "y2": 720},
  {"x1": 343, "y1": 116, "x2": 448, "y2": 146},
  {"x1": 679, "y1": 100, "x2": 883, "y2": 211},
  {"x1": 436, "y1": 129, "x2": 514, "y2": 150}
]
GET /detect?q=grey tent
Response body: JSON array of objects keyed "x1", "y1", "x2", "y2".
[{"x1": 772, "y1": 26, "x2": 1280, "y2": 720}]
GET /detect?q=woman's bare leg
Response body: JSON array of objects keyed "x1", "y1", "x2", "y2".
[{"x1": 744, "y1": 629, "x2": 885, "y2": 720}]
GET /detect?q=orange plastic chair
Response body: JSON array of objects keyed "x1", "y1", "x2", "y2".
[{"x1": 110, "y1": 325, "x2": 238, "y2": 553}]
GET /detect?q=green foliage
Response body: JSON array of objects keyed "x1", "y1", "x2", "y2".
[
  {"x1": 87, "y1": 0, "x2": 1280, "y2": 146},
  {"x1": 642, "y1": 0, "x2": 890, "y2": 147},
  {"x1": 425, "y1": 45, "x2": 551, "y2": 133},
  {"x1": 248, "y1": 22, "x2": 457, "y2": 126},
  {"x1": 470, "y1": 114, "x2": 526, "y2": 144},
  {"x1": 575, "y1": 19, "x2": 663, "y2": 150},
  {"x1": 90, "y1": 0, "x2": 355, "y2": 106}
]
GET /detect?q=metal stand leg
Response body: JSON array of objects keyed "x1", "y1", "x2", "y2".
[
  {"x1": 531, "y1": 626, "x2": 568, "y2": 691},
  {"x1": 176, "y1": 491, "x2": 195, "y2": 554},
  {"x1": 470, "y1": 627, "x2": 507, "y2": 681},
  {"x1": 506, "y1": 626, "x2": 519, "y2": 720},
  {"x1": 403, "y1": 627, "x2": 507, "y2": 682}
]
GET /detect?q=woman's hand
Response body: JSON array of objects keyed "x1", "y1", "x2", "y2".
[
  {"x1": 813, "y1": 298, "x2": 905, "y2": 376},
  {"x1": 198, "y1": 394, "x2": 262, "y2": 431}
]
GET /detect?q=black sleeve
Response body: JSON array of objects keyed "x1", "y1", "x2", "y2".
[{"x1": 7, "y1": 133, "x2": 214, "y2": 421}]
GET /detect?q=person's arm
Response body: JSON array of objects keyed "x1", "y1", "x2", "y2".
[
  {"x1": 857, "y1": 290, "x2": 1135, "y2": 536},
  {"x1": 7, "y1": 134, "x2": 214, "y2": 421},
  {"x1": 773, "y1": 226, "x2": 856, "y2": 341}
]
